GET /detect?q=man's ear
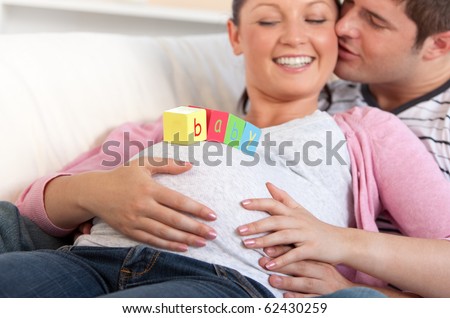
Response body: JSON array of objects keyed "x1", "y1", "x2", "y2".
[
  {"x1": 422, "y1": 30, "x2": 450, "y2": 61},
  {"x1": 227, "y1": 19, "x2": 243, "y2": 56}
]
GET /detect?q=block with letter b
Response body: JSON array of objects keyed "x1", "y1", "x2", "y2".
[
  {"x1": 164, "y1": 105, "x2": 262, "y2": 155},
  {"x1": 163, "y1": 106, "x2": 207, "y2": 145},
  {"x1": 189, "y1": 106, "x2": 229, "y2": 143}
]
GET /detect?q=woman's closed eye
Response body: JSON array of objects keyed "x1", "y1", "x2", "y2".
[
  {"x1": 305, "y1": 19, "x2": 327, "y2": 24},
  {"x1": 258, "y1": 20, "x2": 280, "y2": 26}
]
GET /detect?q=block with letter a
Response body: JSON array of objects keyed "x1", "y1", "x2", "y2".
[
  {"x1": 189, "y1": 106, "x2": 229, "y2": 143},
  {"x1": 163, "y1": 106, "x2": 262, "y2": 155},
  {"x1": 163, "y1": 106, "x2": 207, "y2": 145}
]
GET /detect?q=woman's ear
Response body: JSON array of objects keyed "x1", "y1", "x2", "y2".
[
  {"x1": 422, "y1": 31, "x2": 450, "y2": 61},
  {"x1": 227, "y1": 19, "x2": 243, "y2": 56}
]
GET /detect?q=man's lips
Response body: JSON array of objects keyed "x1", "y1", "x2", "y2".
[{"x1": 338, "y1": 43, "x2": 359, "y2": 60}]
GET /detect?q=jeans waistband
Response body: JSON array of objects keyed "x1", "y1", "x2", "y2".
[{"x1": 121, "y1": 245, "x2": 274, "y2": 298}]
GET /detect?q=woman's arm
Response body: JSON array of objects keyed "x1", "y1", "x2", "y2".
[
  {"x1": 238, "y1": 182, "x2": 450, "y2": 297},
  {"x1": 16, "y1": 120, "x2": 217, "y2": 251},
  {"x1": 44, "y1": 159, "x2": 218, "y2": 251},
  {"x1": 239, "y1": 107, "x2": 450, "y2": 297}
]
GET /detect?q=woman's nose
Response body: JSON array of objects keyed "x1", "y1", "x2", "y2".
[{"x1": 280, "y1": 23, "x2": 307, "y2": 47}]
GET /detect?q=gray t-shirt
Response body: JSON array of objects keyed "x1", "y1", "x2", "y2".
[{"x1": 75, "y1": 110, "x2": 354, "y2": 297}]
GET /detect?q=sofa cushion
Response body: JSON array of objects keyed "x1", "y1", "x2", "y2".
[{"x1": 0, "y1": 32, "x2": 244, "y2": 201}]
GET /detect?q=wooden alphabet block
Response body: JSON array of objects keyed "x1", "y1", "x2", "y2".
[
  {"x1": 189, "y1": 106, "x2": 229, "y2": 143},
  {"x1": 206, "y1": 109, "x2": 230, "y2": 143},
  {"x1": 164, "y1": 106, "x2": 261, "y2": 154},
  {"x1": 224, "y1": 114, "x2": 246, "y2": 148},
  {"x1": 163, "y1": 106, "x2": 207, "y2": 145},
  {"x1": 240, "y1": 122, "x2": 262, "y2": 155}
]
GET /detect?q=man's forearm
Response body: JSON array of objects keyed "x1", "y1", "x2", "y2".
[{"x1": 341, "y1": 228, "x2": 450, "y2": 297}]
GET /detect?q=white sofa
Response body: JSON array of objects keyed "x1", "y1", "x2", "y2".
[{"x1": 0, "y1": 32, "x2": 245, "y2": 203}]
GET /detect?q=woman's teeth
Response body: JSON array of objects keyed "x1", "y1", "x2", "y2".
[{"x1": 275, "y1": 56, "x2": 313, "y2": 68}]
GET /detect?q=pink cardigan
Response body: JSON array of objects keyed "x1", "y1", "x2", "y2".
[
  {"x1": 334, "y1": 107, "x2": 450, "y2": 286},
  {"x1": 16, "y1": 107, "x2": 450, "y2": 286},
  {"x1": 16, "y1": 119, "x2": 164, "y2": 236}
]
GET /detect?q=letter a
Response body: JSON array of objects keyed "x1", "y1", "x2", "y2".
[{"x1": 214, "y1": 120, "x2": 223, "y2": 133}]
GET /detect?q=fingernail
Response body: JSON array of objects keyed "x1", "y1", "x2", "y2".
[
  {"x1": 237, "y1": 226, "x2": 249, "y2": 235},
  {"x1": 267, "y1": 182, "x2": 279, "y2": 189},
  {"x1": 241, "y1": 200, "x2": 252, "y2": 206},
  {"x1": 175, "y1": 160, "x2": 190, "y2": 166},
  {"x1": 244, "y1": 239, "x2": 255, "y2": 247},
  {"x1": 194, "y1": 238, "x2": 206, "y2": 247},
  {"x1": 265, "y1": 261, "x2": 276, "y2": 269},
  {"x1": 208, "y1": 212, "x2": 217, "y2": 220},
  {"x1": 206, "y1": 230, "x2": 217, "y2": 240},
  {"x1": 177, "y1": 244, "x2": 189, "y2": 252},
  {"x1": 265, "y1": 247, "x2": 275, "y2": 256},
  {"x1": 271, "y1": 276, "x2": 283, "y2": 287}
]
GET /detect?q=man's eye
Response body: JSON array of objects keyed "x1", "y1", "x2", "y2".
[{"x1": 368, "y1": 15, "x2": 386, "y2": 29}]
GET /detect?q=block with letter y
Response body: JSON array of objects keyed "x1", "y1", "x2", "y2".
[
  {"x1": 240, "y1": 122, "x2": 262, "y2": 155},
  {"x1": 164, "y1": 106, "x2": 262, "y2": 155}
]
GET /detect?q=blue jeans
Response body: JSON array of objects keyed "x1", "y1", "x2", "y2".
[
  {"x1": 0, "y1": 202, "x2": 386, "y2": 298},
  {"x1": 0, "y1": 201, "x2": 69, "y2": 253},
  {"x1": 0, "y1": 245, "x2": 275, "y2": 298},
  {"x1": 317, "y1": 287, "x2": 386, "y2": 298},
  {"x1": 0, "y1": 244, "x2": 386, "y2": 298}
]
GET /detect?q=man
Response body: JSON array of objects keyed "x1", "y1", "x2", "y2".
[
  {"x1": 324, "y1": 0, "x2": 450, "y2": 176},
  {"x1": 266, "y1": 0, "x2": 450, "y2": 297}
]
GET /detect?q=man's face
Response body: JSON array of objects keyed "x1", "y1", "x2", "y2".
[{"x1": 334, "y1": 0, "x2": 422, "y2": 85}]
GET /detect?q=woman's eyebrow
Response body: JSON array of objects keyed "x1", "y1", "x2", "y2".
[
  {"x1": 252, "y1": 0, "x2": 332, "y2": 8},
  {"x1": 250, "y1": 3, "x2": 280, "y2": 12},
  {"x1": 250, "y1": 1, "x2": 336, "y2": 14},
  {"x1": 306, "y1": 0, "x2": 334, "y2": 9}
]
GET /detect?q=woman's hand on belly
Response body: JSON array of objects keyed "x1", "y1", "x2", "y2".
[
  {"x1": 236, "y1": 182, "x2": 346, "y2": 268},
  {"x1": 84, "y1": 158, "x2": 218, "y2": 251}
]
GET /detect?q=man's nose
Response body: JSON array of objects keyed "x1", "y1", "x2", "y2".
[{"x1": 335, "y1": 7, "x2": 360, "y2": 39}]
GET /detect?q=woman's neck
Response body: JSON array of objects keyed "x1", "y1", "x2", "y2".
[{"x1": 244, "y1": 94, "x2": 319, "y2": 128}]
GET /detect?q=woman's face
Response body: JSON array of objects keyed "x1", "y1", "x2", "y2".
[{"x1": 228, "y1": 0, "x2": 338, "y2": 103}]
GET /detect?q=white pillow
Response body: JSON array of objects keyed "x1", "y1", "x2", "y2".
[{"x1": 0, "y1": 32, "x2": 244, "y2": 201}]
